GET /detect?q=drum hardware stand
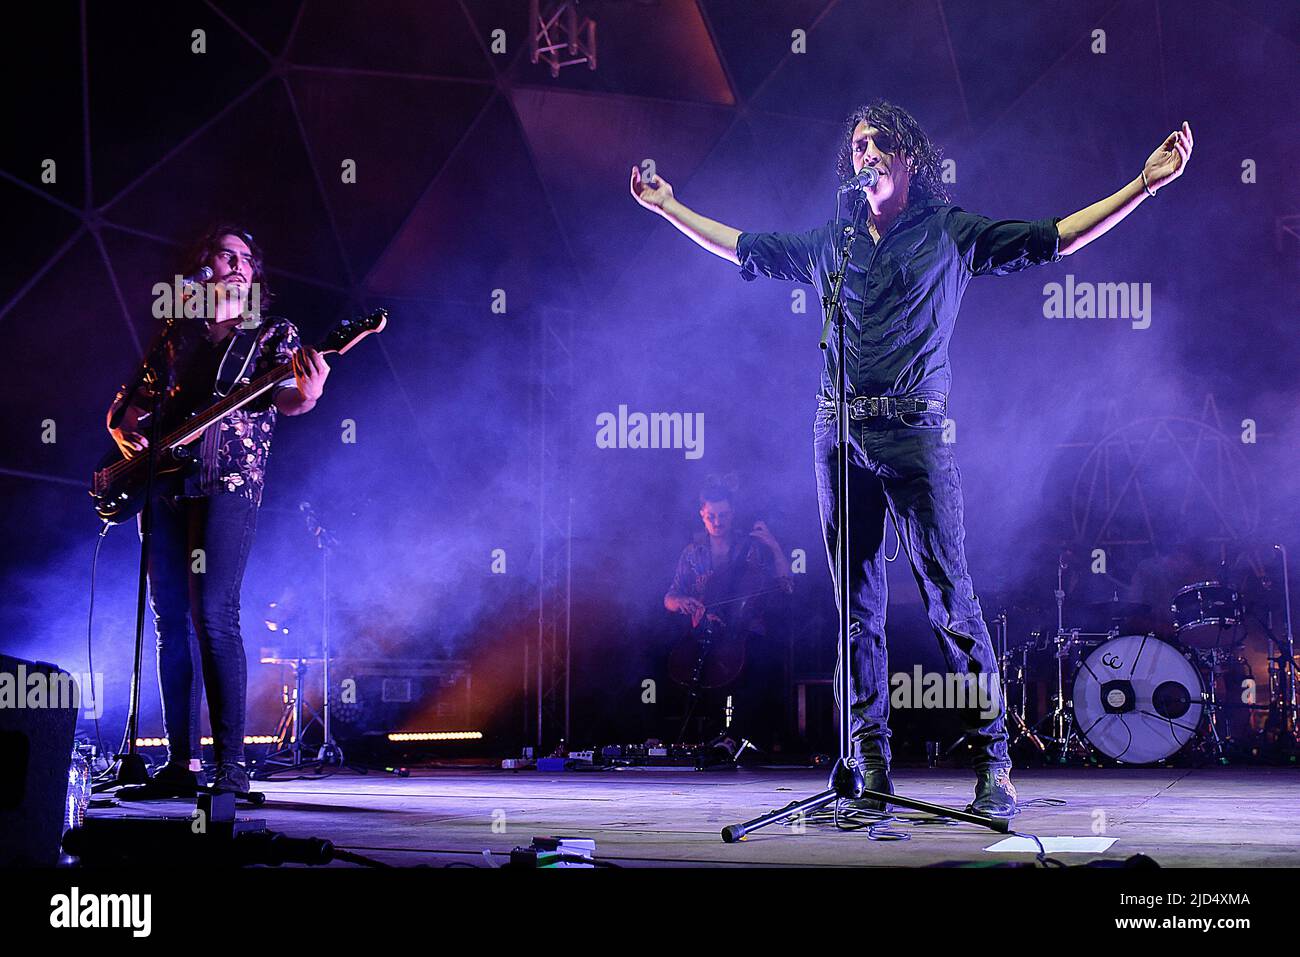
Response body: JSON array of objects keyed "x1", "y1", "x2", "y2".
[
  {"x1": 254, "y1": 504, "x2": 378, "y2": 779},
  {"x1": 1045, "y1": 561, "x2": 1104, "y2": 760},
  {"x1": 1191, "y1": 646, "x2": 1230, "y2": 763},
  {"x1": 1010, "y1": 625, "x2": 1044, "y2": 752},
  {"x1": 995, "y1": 609, "x2": 1009, "y2": 715},
  {"x1": 1049, "y1": 631, "x2": 1077, "y2": 762},
  {"x1": 1245, "y1": 610, "x2": 1298, "y2": 755},
  {"x1": 1273, "y1": 544, "x2": 1298, "y2": 746},
  {"x1": 1257, "y1": 607, "x2": 1300, "y2": 751},
  {"x1": 1007, "y1": 707, "x2": 1046, "y2": 754},
  {"x1": 1002, "y1": 638, "x2": 1045, "y2": 754},
  {"x1": 674, "y1": 635, "x2": 714, "y2": 745},
  {"x1": 1034, "y1": 627, "x2": 1114, "y2": 764},
  {"x1": 1261, "y1": 610, "x2": 1287, "y2": 738},
  {"x1": 258, "y1": 655, "x2": 325, "y2": 771},
  {"x1": 1054, "y1": 553, "x2": 1067, "y2": 638},
  {"x1": 721, "y1": 192, "x2": 1004, "y2": 842},
  {"x1": 1046, "y1": 630, "x2": 1078, "y2": 761},
  {"x1": 949, "y1": 611, "x2": 1043, "y2": 759},
  {"x1": 1037, "y1": 557, "x2": 1085, "y2": 763}
]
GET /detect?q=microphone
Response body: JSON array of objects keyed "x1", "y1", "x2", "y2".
[
  {"x1": 181, "y1": 266, "x2": 214, "y2": 287},
  {"x1": 299, "y1": 500, "x2": 319, "y2": 529},
  {"x1": 838, "y1": 166, "x2": 880, "y2": 193},
  {"x1": 299, "y1": 500, "x2": 339, "y2": 549}
]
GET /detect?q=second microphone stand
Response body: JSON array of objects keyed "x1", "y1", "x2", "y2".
[{"x1": 254, "y1": 503, "x2": 363, "y2": 778}]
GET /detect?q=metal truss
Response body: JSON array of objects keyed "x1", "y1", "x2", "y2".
[
  {"x1": 529, "y1": 0, "x2": 597, "y2": 78},
  {"x1": 527, "y1": 307, "x2": 574, "y2": 752}
]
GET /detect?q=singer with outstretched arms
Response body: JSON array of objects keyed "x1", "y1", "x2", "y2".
[{"x1": 630, "y1": 99, "x2": 1193, "y2": 816}]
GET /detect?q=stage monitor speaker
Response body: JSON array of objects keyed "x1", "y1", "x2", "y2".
[{"x1": 0, "y1": 655, "x2": 79, "y2": 866}]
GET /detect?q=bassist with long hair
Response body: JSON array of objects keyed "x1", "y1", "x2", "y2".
[{"x1": 105, "y1": 224, "x2": 330, "y2": 797}]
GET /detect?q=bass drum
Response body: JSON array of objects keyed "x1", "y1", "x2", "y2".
[{"x1": 1071, "y1": 634, "x2": 1205, "y2": 764}]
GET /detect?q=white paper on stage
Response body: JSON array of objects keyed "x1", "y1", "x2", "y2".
[{"x1": 984, "y1": 836, "x2": 1117, "y2": 854}]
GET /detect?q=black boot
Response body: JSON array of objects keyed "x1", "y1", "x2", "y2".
[
  {"x1": 116, "y1": 762, "x2": 206, "y2": 801},
  {"x1": 968, "y1": 767, "x2": 1017, "y2": 818},
  {"x1": 212, "y1": 762, "x2": 251, "y2": 795},
  {"x1": 847, "y1": 766, "x2": 893, "y2": 812}
]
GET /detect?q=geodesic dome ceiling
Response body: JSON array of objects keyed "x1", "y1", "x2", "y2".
[{"x1": 5, "y1": 0, "x2": 1299, "y2": 494}]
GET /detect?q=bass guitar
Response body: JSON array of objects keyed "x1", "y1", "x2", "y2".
[{"x1": 91, "y1": 308, "x2": 387, "y2": 523}]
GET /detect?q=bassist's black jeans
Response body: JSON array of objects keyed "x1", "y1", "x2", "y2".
[
  {"x1": 813, "y1": 399, "x2": 1010, "y2": 772},
  {"x1": 140, "y1": 492, "x2": 258, "y2": 768}
]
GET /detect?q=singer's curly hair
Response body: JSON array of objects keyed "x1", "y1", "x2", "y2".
[
  {"x1": 177, "y1": 222, "x2": 273, "y2": 307},
  {"x1": 835, "y1": 99, "x2": 951, "y2": 204}
]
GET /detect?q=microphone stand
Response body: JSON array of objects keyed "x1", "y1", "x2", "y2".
[
  {"x1": 254, "y1": 504, "x2": 396, "y2": 778},
  {"x1": 96, "y1": 328, "x2": 173, "y2": 792},
  {"x1": 722, "y1": 193, "x2": 1002, "y2": 841},
  {"x1": 307, "y1": 504, "x2": 345, "y2": 767}
]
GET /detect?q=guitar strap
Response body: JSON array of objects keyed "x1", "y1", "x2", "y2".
[
  {"x1": 182, "y1": 322, "x2": 263, "y2": 496},
  {"x1": 213, "y1": 321, "x2": 263, "y2": 398}
]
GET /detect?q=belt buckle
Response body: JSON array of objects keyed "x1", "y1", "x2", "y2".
[{"x1": 849, "y1": 396, "x2": 884, "y2": 419}]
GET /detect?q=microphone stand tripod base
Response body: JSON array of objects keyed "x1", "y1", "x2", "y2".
[
  {"x1": 720, "y1": 756, "x2": 1007, "y2": 843},
  {"x1": 101, "y1": 751, "x2": 150, "y2": 790}
]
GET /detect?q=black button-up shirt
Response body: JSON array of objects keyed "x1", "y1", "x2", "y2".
[{"x1": 736, "y1": 197, "x2": 1063, "y2": 400}]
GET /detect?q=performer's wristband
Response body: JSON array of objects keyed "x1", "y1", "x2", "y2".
[{"x1": 1140, "y1": 169, "x2": 1156, "y2": 197}]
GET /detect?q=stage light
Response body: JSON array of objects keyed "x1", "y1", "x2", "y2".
[
  {"x1": 385, "y1": 731, "x2": 483, "y2": 742},
  {"x1": 134, "y1": 735, "x2": 279, "y2": 747}
]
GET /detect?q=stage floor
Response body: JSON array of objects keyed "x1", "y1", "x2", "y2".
[{"x1": 91, "y1": 765, "x2": 1300, "y2": 867}]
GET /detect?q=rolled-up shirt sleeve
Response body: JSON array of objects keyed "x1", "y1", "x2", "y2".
[
  {"x1": 736, "y1": 226, "x2": 825, "y2": 284},
  {"x1": 949, "y1": 209, "x2": 1063, "y2": 277}
]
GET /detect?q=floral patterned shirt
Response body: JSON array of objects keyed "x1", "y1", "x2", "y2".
[
  {"x1": 193, "y1": 317, "x2": 300, "y2": 505},
  {"x1": 666, "y1": 532, "x2": 794, "y2": 635},
  {"x1": 110, "y1": 316, "x2": 301, "y2": 507}
]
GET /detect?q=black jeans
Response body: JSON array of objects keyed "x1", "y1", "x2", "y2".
[
  {"x1": 813, "y1": 396, "x2": 1009, "y2": 772},
  {"x1": 141, "y1": 492, "x2": 258, "y2": 767}
]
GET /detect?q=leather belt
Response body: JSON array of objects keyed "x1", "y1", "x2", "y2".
[{"x1": 845, "y1": 394, "x2": 946, "y2": 420}]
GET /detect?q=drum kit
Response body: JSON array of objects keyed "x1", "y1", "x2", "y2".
[{"x1": 996, "y1": 553, "x2": 1298, "y2": 766}]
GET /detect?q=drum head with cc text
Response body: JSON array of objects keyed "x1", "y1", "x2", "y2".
[{"x1": 1072, "y1": 634, "x2": 1204, "y2": 764}]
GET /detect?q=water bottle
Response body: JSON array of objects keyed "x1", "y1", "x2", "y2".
[{"x1": 61, "y1": 746, "x2": 92, "y2": 863}]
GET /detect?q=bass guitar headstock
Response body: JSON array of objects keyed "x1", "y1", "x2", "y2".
[{"x1": 319, "y1": 308, "x2": 388, "y2": 355}]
